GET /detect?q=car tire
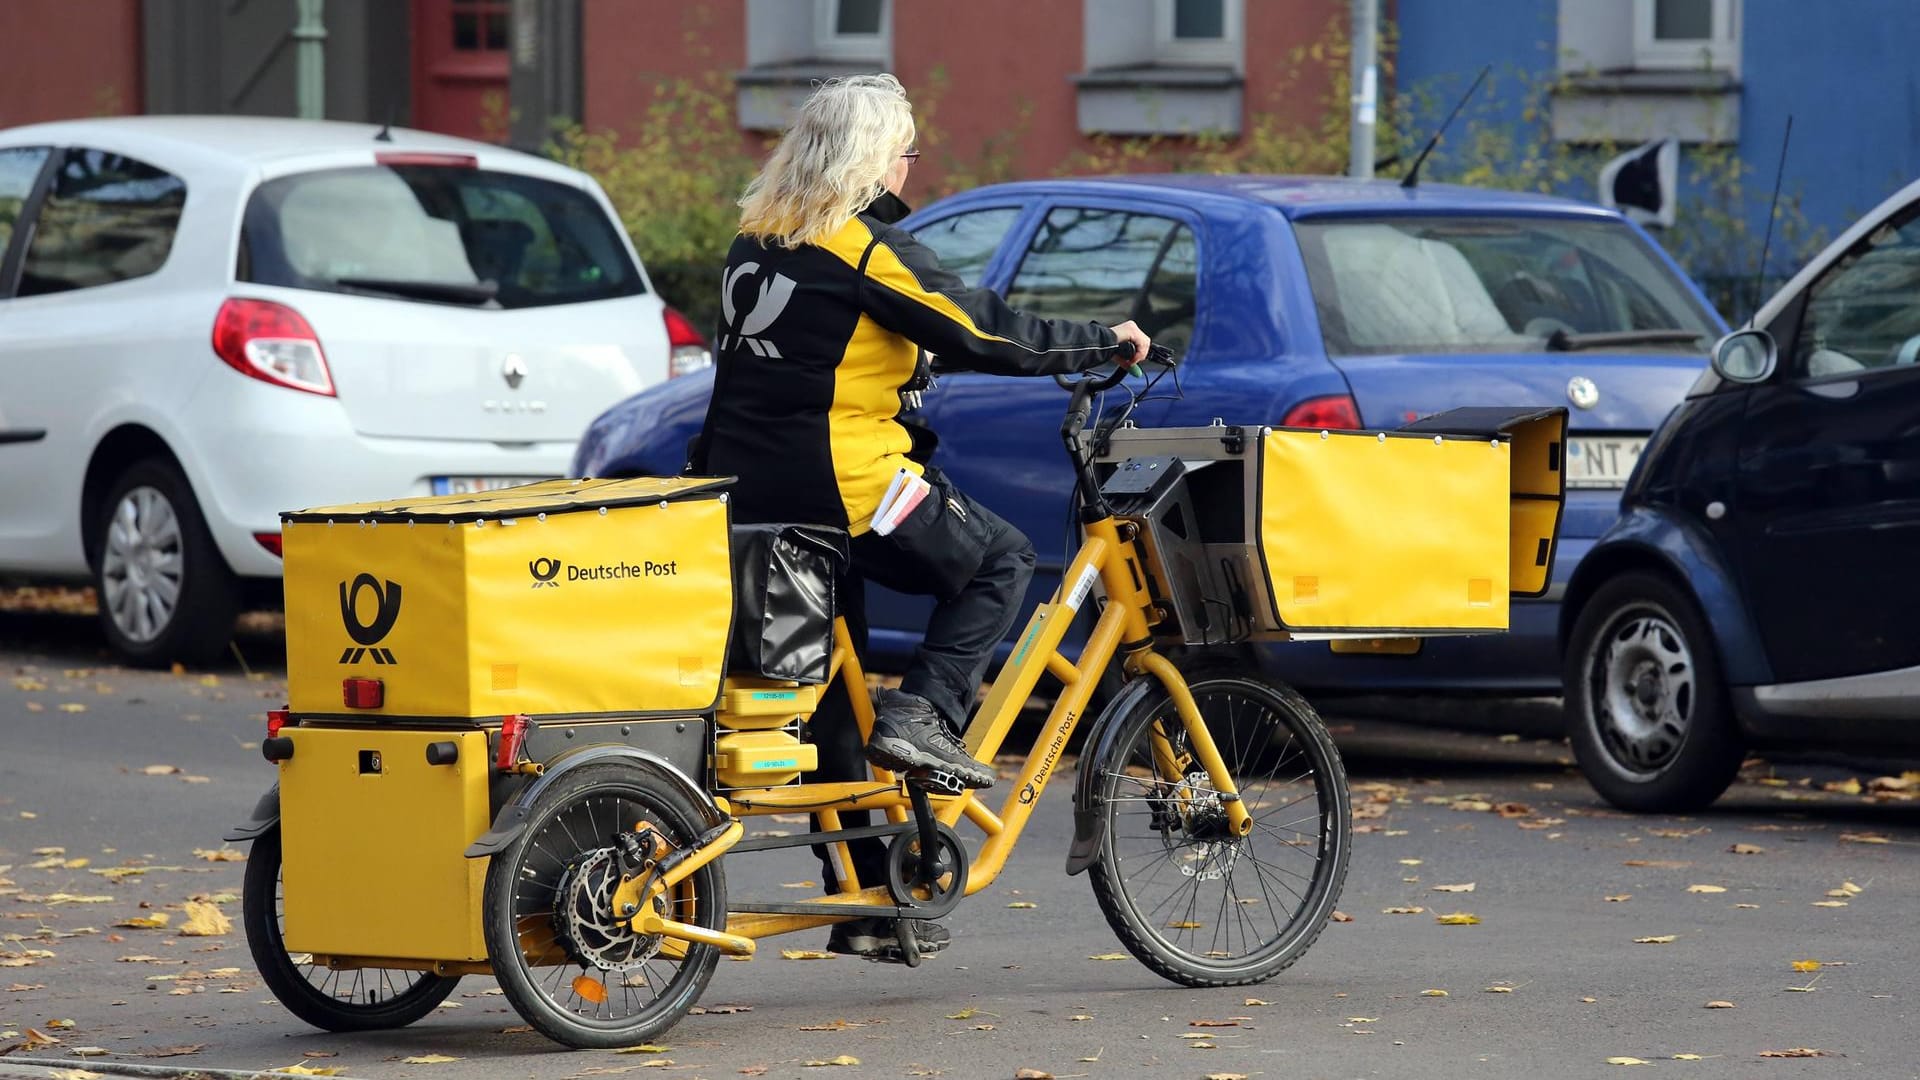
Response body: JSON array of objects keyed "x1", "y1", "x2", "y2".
[
  {"x1": 1564, "y1": 571, "x2": 1742, "y2": 813},
  {"x1": 93, "y1": 459, "x2": 240, "y2": 668}
]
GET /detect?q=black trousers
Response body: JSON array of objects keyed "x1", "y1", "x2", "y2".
[{"x1": 809, "y1": 469, "x2": 1035, "y2": 894}]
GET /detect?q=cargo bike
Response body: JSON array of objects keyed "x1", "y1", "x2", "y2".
[{"x1": 230, "y1": 356, "x2": 1567, "y2": 1048}]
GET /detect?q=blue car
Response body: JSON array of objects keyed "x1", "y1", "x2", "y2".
[
  {"x1": 575, "y1": 175, "x2": 1726, "y2": 694},
  {"x1": 1561, "y1": 176, "x2": 1920, "y2": 813}
]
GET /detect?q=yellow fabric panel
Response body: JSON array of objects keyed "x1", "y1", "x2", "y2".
[
  {"x1": 1260, "y1": 431, "x2": 1511, "y2": 631},
  {"x1": 1504, "y1": 411, "x2": 1566, "y2": 498},
  {"x1": 284, "y1": 493, "x2": 732, "y2": 718},
  {"x1": 829, "y1": 312, "x2": 923, "y2": 535},
  {"x1": 820, "y1": 217, "x2": 1014, "y2": 348},
  {"x1": 1509, "y1": 498, "x2": 1561, "y2": 596},
  {"x1": 279, "y1": 727, "x2": 491, "y2": 961}
]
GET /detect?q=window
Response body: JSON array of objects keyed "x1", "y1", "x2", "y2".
[
  {"x1": 0, "y1": 146, "x2": 51, "y2": 262},
  {"x1": 1007, "y1": 208, "x2": 1199, "y2": 356},
  {"x1": 814, "y1": 0, "x2": 888, "y2": 61},
  {"x1": 1155, "y1": 0, "x2": 1241, "y2": 66},
  {"x1": 452, "y1": 0, "x2": 510, "y2": 52},
  {"x1": 913, "y1": 208, "x2": 1021, "y2": 288},
  {"x1": 1292, "y1": 216, "x2": 1718, "y2": 356},
  {"x1": 17, "y1": 149, "x2": 185, "y2": 296},
  {"x1": 1790, "y1": 203, "x2": 1920, "y2": 378},
  {"x1": 1633, "y1": 0, "x2": 1738, "y2": 70},
  {"x1": 240, "y1": 164, "x2": 644, "y2": 309}
]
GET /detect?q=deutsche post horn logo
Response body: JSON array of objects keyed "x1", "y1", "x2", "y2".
[
  {"x1": 338, "y1": 573, "x2": 402, "y2": 665},
  {"x1": 529, "y1": 556, "x2": 562, "y2": 588}
]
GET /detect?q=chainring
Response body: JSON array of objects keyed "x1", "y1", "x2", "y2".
[{"x1": 551, "y1": 847, "x2": 664, "y2": 972}]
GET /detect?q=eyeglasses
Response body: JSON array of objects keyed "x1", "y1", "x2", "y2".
[{"x1": 900, "y1": 149, "x2": 921, "y2": 162}]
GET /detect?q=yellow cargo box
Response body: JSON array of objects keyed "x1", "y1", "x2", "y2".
[{"x1": 281, "y1": 476, "x2": 734, "y2": 720}]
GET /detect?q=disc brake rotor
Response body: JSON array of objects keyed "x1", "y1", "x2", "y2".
[
  {"x1": 552, "y1": 847, "x2": 664, "y2": 971},
  {"x1": 1164, "y1": 770, "x2": 1239, "y2": 880}
]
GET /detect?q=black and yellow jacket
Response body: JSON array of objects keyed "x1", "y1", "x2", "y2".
[{"x1": 697, "y1": 193, "x2": 1121, "y2": 535}]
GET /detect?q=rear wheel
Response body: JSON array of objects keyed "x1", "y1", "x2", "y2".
[
  {"x1": 1088, "y1": 669, "x2": 1350, "y2": 986},
  {"x1": 93, "y1": 459, "x2": 238, "y2": 667},
  {"x1": 243, "y1": 829, "x2": 459, "y2": 1031},
  {"x1": 483, "y1": 763, "x2": 726, "y2": 1049}
]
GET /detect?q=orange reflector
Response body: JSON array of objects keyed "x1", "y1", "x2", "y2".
[{"x1": 572, "y1": 975, "x2": 607, "y2": 1004}]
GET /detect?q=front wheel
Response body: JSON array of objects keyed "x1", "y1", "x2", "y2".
[
  {"x1": 243, "y1": 829, "x2": 459, "y2": 1031},
  {"x1": 482, "y1": 763, "x2": 727, "y2": 1049},
  {"x1": 1087, "y1": 669, "x2": 1350, "y2": 986}
]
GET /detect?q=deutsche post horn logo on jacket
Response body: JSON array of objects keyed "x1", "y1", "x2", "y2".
[
  {"x1": 338, "y1": 573, "x2": 402, "y2": 665},
  {"x1": 719, "y1": 261, "x2": 796, "y2": 357},
  {"x1": 529, "y1": 556, "x2": 562, "y2": 588}
]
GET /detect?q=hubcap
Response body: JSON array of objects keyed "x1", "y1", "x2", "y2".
[
  {"x1": 1592, "y1": 610, "x2": 1695, "y2": 773},
  {"x1": 100, "y1": 486, "x2": 184, "y2": 643}
]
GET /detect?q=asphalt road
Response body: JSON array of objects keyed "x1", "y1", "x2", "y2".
[{"x1": 2, "y1": 606, "x2": 1918, "y2": 1080}]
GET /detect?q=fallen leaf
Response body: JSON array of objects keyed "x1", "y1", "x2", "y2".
[
  {"x1": 1811, "y1": 900, "x2": 1849, "y2": 908},
  {"x1": 1451, "y1": 799, "x2": 1494, "y2": 812},
  {"x1": 178, "y1": 901, "x2": 231, "y2": 936},
  {"x1": 1347, "y1": 1016, "x2": 1381, "y2": 1023},
  {"x1": 1014, "y1": 1070, "x2": 1053, "y2": 1079},
  {"x1": 1840, "y1": 832, "x2": 1891, "y2": 845},
  {"x1": 688, "y1": 1003, "x2": 752, "y2": 1015},
  {"x1": 1792, "y1": 960, "x2": 1821, "y2": 972},
  {"x1": 401, "y1": 1055, "x2": 460, "y2": 1064},
  {"x1": 70, "y1": 1049, "x2": 110, "y2": 1058},
  {"x1": 1435, "y1": 912, "x2": 1481, "y2": 925},
  {"x1": 1517, "y1": 818, "x2": 1566, "y2": 830},
  {"x1": 1383, "y1": 906, "x2": 1426, "y2": 915},
  {"x1": 1728, "y1": 843, "x2": 1764, "y2": 855},
  {"x1": 1581, "y1": 997, "x2": 1598, "y2": 1004},
  {"x1": 58, "y1": 703, "x2": 87, "y2": 714},
  {"x1": 1494, "y1": 802, "x2": 1533, "y2": 817},
  {"x1": 1634, "y1": 935, "x2": 1678, "y2": 944},
  {"x1": 1399, "y1": 859, "x2": 1423, "y2": 866},
  {"x1": 192, "y1": 849, "x2": 246, "y2": 863},
  {"x1": 614, "y1": 1044, "x2": 672, "y2": 1054},
  {"x1": 1759, "y1": 1048, "x2": 1825, "y2": 1058},
  {"x1": 1823, "y1": 778, "x2": 1863, "y2": 795},
  {"x1": 1088, "y1": 952, "x2": 1129, "y2": 961},
  {"x1": 1189, "y1": 1042, "x2": 1218, "y2": 1049},
  {"x1": 46, "y1": 1018, "x2": 76, "y2": 1029},
  {"x1": 1673, "y1": 1053, "x2": 1704, "y2": 1060},
  {"x1": 1686, "y1": 885, "x2": 1727, "y2": 894},
  {"x1": 804, "y1": 1056, "x2": 860, "y2": 1067},
  {"x1": 739, "y1": 1069, "x2": 770, "y2": 1077},
  {"x1": 301, "y1": 1051, "x2": 340, "y2": 1059},
  {"x1": 1244, "y1": 998, "x2": 1270, "y2": 1007},
  {"x1": 1484, "y1": 985, "x2": 1514, "y2": 993},
  {"x1": 1069, "y1": 1014, "x2": 1092, "y2": 1021},
  {"x1": 141, "y1": 765, "x2": 180, "y2": 776},
  {"x1": 276, "y1": 1066, "x2": 344, "y2": 1076},
  {"x1": 1190, "y1": 1019, "x2": 1240, "y2": 1028},
  {"x1": 946, "y1": 1008, "x2": 977, "y2": 1020},
  {"x1": 133, "y1": 1045, "x2": 204, "y2": 1058},
  {"x1": 44, "y1": 1069, "x2": 101, "y2": 1080},
  {"x1": 116, "y1": 915, "x2": 170, "y2": 929},
  {"x1": 1204, "y1": 1074, "x2": 1251, "y2": 1080},
  {"x1": 1421, "y1": 989, "x2": 1448, "y2": 997},
  {"x1": 1431, "y1": 883, "x2": 1476, "y2": 893},
  {"x1": 1330, "y1": 910, "x2": 1354, "y2": 923},
  {"x1": 1622, "y1": 859, "x2": 1691, "y2": 869},
  {"x1": 24, "y1": 1027, "x2": 62, "y2": 1049},
  {"x1": 1607, "y1": 1057, "x2": 1652, "y2": 1066},
  {"x1": 7, "y1": 983, "x2": 46, "y2": 991}
]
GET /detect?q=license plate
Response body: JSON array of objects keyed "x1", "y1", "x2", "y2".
[
  {"x1": 1565, "y1": 436, "x2": 1648, "y2": 489},
  {"x1": 431, "y1": 476, "x2": 544, "y2": 495}
]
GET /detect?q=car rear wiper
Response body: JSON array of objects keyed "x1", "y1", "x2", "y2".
[
  {"x1": 1544, "y1": 328, "x2": 1708, "y2": 352},
  {"x1": 334, "y1": 276, "x2": 499, "y2": 305}
]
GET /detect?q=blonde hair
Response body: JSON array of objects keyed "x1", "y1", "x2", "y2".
[{"x1": 739, "y1": 73, "x2": 916, "y2": 249}]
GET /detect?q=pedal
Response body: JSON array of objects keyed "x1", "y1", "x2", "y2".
[{"x1": 906, "y1": 768, "x2": 965, "y2": 797}]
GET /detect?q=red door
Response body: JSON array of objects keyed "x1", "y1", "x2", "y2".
[{"x1": 411, "y1": 0, "x2": 511, "y2": 141}]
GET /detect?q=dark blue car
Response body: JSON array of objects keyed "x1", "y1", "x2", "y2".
[
  {"x1": 575, "y1": 175, "x2": 1725, "y2": 694},
  {"x1": 1561, "y1": 176, "x2": 1920, "y2": 813}
]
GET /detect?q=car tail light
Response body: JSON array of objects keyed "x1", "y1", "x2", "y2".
[
  {"x1": 1281, "y1": 394, "x2": 1362, "y2": 430},
  {"x1": 496, "y1": 714, "x2": 531, "y2": 770},
  {"x1": 375, "y1": 151, "x2": 478, "y2": 169},
  {"x1": 266, "y1": 708, "x2": 291, "y2": 738},
  {"x1": 342, "y1": 677, "x2": 384, "y2": 710},
  {"x1": 253, "y1": 532, "x2": 283, "y2": 557},
  {"x1": 664, "y1": 306, "x2": 712, "y2": 377},
  {"x1": 213, "y1": 298, "x2": 335, "y2": 397}
]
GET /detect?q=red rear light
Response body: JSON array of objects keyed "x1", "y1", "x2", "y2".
[
  {"x1": 253, "y1": 532, "x2": 283, "y2": 557},
  {"x1": 663, "y1": 306, "x2": 712, "y2": 378},
  {"x1": 342, "y1": 678, "x2": 384, "y2": 710},
  {"x1": 213, "y1": 298, "x2": 335, "y2": 397},
  {"x1": 496, "y1": 714, "x2": 531, "y2": 771},
  {"x1": 1281, "y1": 394, "x2": 1362, "y2": 430},
  {"x1": 266, "y1": 708, "x2": 290, "y2": 738},
  {"x1": 375, "y1": 151, "x2": 478, "y2": 169}
]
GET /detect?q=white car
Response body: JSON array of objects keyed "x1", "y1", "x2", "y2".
[{"x1": 0, "y1": 116, "x2": 710, "y2": 666}]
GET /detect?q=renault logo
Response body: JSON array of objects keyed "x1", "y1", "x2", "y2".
[
  {"x1": 502, "y1": 354, "x2": 527, "y2": 390},
  {"x1": 1567, "y1": 376, "x2": 1600, "y2": 410}
]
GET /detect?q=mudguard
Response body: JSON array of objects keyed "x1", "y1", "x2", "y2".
[
  {"x1": 464, "y1": 745, "x2": 726, "y2": 859},
  {"x1": 223, "y1": 783, "x2": 280, "y2": 843},
  {"x1": 1063, "y1": 675, "x2": 1161, "y2": 876}
]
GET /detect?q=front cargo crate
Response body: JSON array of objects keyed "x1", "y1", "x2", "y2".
[
  {"x1": 1096, "y1": 407, "x2": 1566, "y2": 643},
  {"x1": 280, "y1": 476, "x2": 734, "y2": 720}
]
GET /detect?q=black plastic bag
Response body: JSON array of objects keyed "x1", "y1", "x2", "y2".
[{"x1": 728, "y1": 524, "x2": 846, "y2": 684}]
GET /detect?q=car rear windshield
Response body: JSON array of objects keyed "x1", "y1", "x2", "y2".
[
  {"x1": 1293, "y1": 215, "x2": 1718, "y2": 356},
  {"x1": 239, "y1": 163, "x2": 644, "y2": 309}
]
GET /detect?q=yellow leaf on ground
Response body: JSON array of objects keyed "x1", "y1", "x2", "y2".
[
  {"x1": 1431, "y1": 883, "x2": 1476, "y2": 893},
  {"x1": 613, "y1": 1044, "x2": 672, "y2": 1054},
  {"x1": 1421, "y1": 989, "x2": 1449, "y2": 997},
  {"x1": 178, "y1": 902, "x2": 231, "y2": 937},
  {"x1": 1008, "y1": 901, "x2": 1037, "y2": 909},
  {"x1": 779, "y1": 950, "x2": 832, "y2": 960},
  {"x1": 1014, "y1": 1070, "x2": 1054, "y2": 1080},
  {"x1": 1839, "y1": 832, "x2": 1891, "y2": 845},
  {"x1": 1204, "y1": 1074, "x2": 1251, "y2": 1080},
  {"x1": 1728, "y1": 843, "x2": 1765, "y2": 855},
  {"x1": 1435, "y1": 912, "x2": 1481, "y2": 925},
  {"x1": 58, "y1": 704, "x2": 87, "y2": 713},
  {"x1": 1687, "y1": 884, "x2": 1726, "y2": 894},
  {"x1": 1673, "y1": 1053, "x2": 1704, "y2": 1060},
  {"x1": 192, "y1": 849, "x2": 246, "y2": 863},
  {"x1": 401, "y1": 1054, "x2": 460, "y2": 1064},
  {"x1": 946, "y1": 1008, "x2": 976, "y2": 1020},
  {"x1": 1244, "y1": 998, "x2": 1271, "y2": 1006},
  {"x1": 1811, "y1": 900, "x2": 1849, "y2": 908},
  {"x1": 1823, "y1": 778, "x2": 1863, "y2": 795},
  {"x1": 1635, "y1": 935, "x2": 1678, "y2": 944},
  {"x1": 1759, "y1": 1048, "x2": 1825, "y2": 1058},
  {"x1": 1606, "y1": 894, "x2": 1632, "y2": 902},
  {"x1": 804, "y1": 1056, "x2": 860, "y2": 1067},
  {"x1": 1069, "y1": 1014, "x2": 1092, "y2": 1021},
  {"x1": 1841, "y1": 882, "x2": 1864, "y2": 895},
  {"x1": 1088, "y1": 952, "x2": 1128, "y2": 961},
  {"x1": 1607, "y1": 1057, "x2": 1652, "y2": 1066},
  {"x1": 116, "y1": 915, "x2": 170, "y2": 929},
  {"x1": 46, "y1": 1019, "x2": 76, "y2": 1029},
  {"x1": 141, "y1": 765, "x2": 179, "y2": 776},
  {"x1": 1791, "y1": 960, "x2": 1821, "y2": 972},
  {"x1": 779, "y1": 881, "x2": 817, "y2": 889},
  {"x1": 1348, "y1": 1016, "x2": 1381, "y2": 1023},
  {"x1": 1383, "y1": 906, "x2": 1426, "y2": 915},
  {"x1": 24, "y1": 1027, "x2": 62, "y2": 1049},
  {"x1": 1399, "y1": 859, "x2": 1422, "y2": 866},
  {"x1": 276, "y1": 1067, "x2": 344, "y2": 1077},
  {"x1": 1735, "y1": 903, "x2": 1760, "y2": 909},
  {"x1": 1484, "y1": 986, "x2": 1514, "y2": 993},
  {"x1": 1330, "y1": 910, "x2": 1354, "y2": 923}
]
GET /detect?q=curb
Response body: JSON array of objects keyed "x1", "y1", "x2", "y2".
[{"x1": 0, "y1": 1058, "x2": 372, "y2": 1080}]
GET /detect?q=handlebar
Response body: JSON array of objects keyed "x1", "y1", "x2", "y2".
[
  {"x1": 1057, "y1": 342, "x2": 1176, "y2": 521},
  {"x1": 1051, "y1": 342, "x2": 1177, "y2": 392}
]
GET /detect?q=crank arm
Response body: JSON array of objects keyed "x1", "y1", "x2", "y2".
[
  {"x1": 611, "y1": 819, "x2": 743, "y2": 924},
  {"x1": 634, "y1": 911, "x2": 756, "y2": 957}
]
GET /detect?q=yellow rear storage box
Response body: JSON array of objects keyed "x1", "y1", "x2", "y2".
[{"x1": 281, "y1": 476, "x2": 734, "y2": 720}]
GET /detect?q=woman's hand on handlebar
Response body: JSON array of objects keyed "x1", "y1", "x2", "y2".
[{"x1": 1109, "y1": 320, "x2": 1153, "y2": 363}]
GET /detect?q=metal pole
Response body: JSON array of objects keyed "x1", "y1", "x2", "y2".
[
  {"x1": 1347, "y1": 0, "x2": 1377, "y2": 178},
  {"x1": 294, "y1": 0, "x2": 327, "y2": 120}
]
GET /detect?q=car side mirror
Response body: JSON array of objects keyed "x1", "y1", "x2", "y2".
[{"x1": 1711, "y1": 329, "x2": 1777, "y2": 383}]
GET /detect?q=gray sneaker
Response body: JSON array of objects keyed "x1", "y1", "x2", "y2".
[
  {"x1": 865, "y1": 690, "x2": 995, "y2": 789},
  {"x1": 826, "y1": 917, "x2": 951, "y2": 963}
]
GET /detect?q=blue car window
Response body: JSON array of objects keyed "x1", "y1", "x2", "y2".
[
  {"x1": 912, "y1": 206, "x2": 1020, "y2": 287},
  {"x1": 16, "y1": 148, "x2": 186, "y2": 296},
  {"x1": 0, "y1": 146, "x2": 51, "y2": 264},
  {"x1": 1007, "y1": 208, "x2": 1180, "y2": 327},
  {"x1": 1294, "y1": 216, "x2": 1716, "y2": 356},
  {"x1": 1790, "y1": 202, "x2": 1920, "y2": 378},
  {"x1": 1139, "y1": 223, "x2": 1198, "y2": 357}
]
